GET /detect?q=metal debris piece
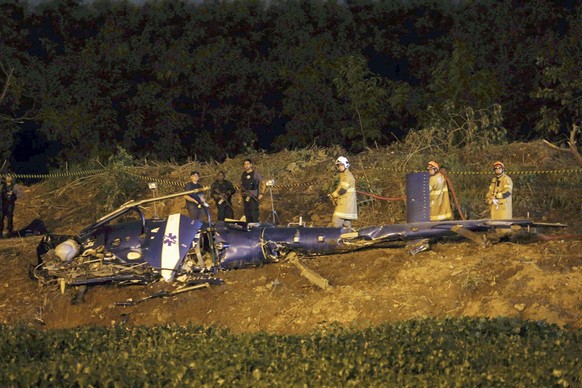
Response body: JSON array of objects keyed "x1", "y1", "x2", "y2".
[
  {"x1": 451, "y1": 225, "x2": 491, "y2": 247},
  {"x1": 407, "y1": 238, "x2": 430, "y2": 255},
  {"x1": 288, "y1": 252, "x2": 330, "y2": 290}
]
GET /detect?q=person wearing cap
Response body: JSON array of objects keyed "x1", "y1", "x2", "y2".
[
  {"x1": 486, "y1": 161, "x2": 513, "y2": 219},
  {"x1": 183, "y1": 171, "x2": 209, "y2": 221},
  {"x1": 427, "y1": 161, "x2": 453, "y2": 221},
  {"x1": 240, "y1": 159, "x2": 266, "y2": 223},
  {"x1": 329, "y1": 156, "x2": 358, "y2": 228}
]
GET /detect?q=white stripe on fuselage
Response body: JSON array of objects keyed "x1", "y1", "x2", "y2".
[{"x1": 161, "y1": 213, "x2": 181, "y2": 281}]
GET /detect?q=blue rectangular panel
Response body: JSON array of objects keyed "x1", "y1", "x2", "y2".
[{"x1": 406, "y1": 172, "x2": 430, "y2": 222}]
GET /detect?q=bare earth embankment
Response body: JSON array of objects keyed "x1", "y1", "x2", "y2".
[{"x1": 1, "y1": 142, "x2": 580, "y2": 333}]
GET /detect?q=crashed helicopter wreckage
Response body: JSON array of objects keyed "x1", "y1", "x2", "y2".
[{"x1": 34, "y1": 174, "x2": 567, "y2": 295}]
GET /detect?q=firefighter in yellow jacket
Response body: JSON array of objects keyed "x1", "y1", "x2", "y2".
[
  {"x1": 486, "y1": 161, "x2": 513, "y2": 219},
  {"x1": 427, "y1": 161, "x2": 453, "y2": 221},
  {"x1": 329, "y1": 156, "x2": 358, "y2": 228}
]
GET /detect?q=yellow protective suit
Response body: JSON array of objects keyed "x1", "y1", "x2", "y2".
[
  {"x1": 486, "y1": 173, "x2": 513, "y2": 219},
  {"x1": 332, "y1": 169, "x2": 358, "y2": 226},
  {"x1": 429, "y1": 172, "x2": 453, "y2": 221}
]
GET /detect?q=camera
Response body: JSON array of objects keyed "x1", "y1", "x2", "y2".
[{"x1": 265, "y1": 179, "x2": 275, "y2": 187}]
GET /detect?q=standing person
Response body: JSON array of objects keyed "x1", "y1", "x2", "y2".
[
  {"x1": 1, "y1": 175, "x2": 18, "y2": 237},
  {"x1": 427, "y1": 161, "x2": 453, "y2": 221},
  {"x1": 183, "y1": 171, "x2": 209, "y2": 221},
  {"x1": 210, "y1": 171, "x2": 236, "y2": 221},
  {"x1": 240, "y1": 159, "x2": 265, "y2": 223},
  {"x1": 0, "y1": 176, "x2": 4, "y2": 237},
  {"x1": 486, "y1": 161, "x2": 513, "y2": 219},
  {"x1": 329, "y1": 156, "x2": 358, "y2": 229}
]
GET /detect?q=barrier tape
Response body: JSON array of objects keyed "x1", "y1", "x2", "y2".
[
  {"x1": 120, "y1": 169, "x2": 186, "y2": 187},
  {"x1": 448, "y1": 168, "x2": 582, "y2": 175},
  {"x1": 259, "y1": 181, "x2": 320, "y2": 190},
  {"x1": 6, "y1": 166, "x2": 582, "y2": 186},
  {"x1": 121, "y1": 171, "x2": 322, "y2": 190},
  {"x1": 8, "y1": 169, "x2": 106, "y2": 179},
  {"x1": 355, "y1": 167, "x2": 582, "y2": 175}
]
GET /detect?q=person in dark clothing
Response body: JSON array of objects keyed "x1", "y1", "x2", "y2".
[
  {"x1": 183, "y1": 171, "x2": 209, "y2": 221},
  {"x1": 1, "y1": 176, "x2": 17, "y2": 237},
  {"x1": 240, "y1": 159, "x2": 266, "y2": 223},
  {"x1": 210, "y1": 171, "x2": 236, "y2": 221},
  {"x1": 0, "y1": 176, "x2": 3, "y2": 232},
  {"x1": 0, "y1": 176, "x2": 3, "y2": 237}
]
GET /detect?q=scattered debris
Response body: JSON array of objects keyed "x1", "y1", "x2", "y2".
[{"x1": 115, "y1": 283, "x2": 210, "y2": 307}]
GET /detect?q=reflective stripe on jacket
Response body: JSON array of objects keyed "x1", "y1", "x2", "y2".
[
  {"x1": 333, "y1": 170, "x2": 358, "y2": 220},
  {"x1": 486, "y1": 173, "x2": 513, "y2": 219},
  {"x1": 429, "y1": 173, "x2": 453, "y2": 221}
]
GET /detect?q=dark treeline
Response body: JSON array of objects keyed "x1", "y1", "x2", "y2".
[{"x1": 0, "y1": 0, "x2": 579, "y2": 168}]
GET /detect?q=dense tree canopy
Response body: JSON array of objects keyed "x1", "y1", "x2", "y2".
[{"x1": 0, "y1": 0, "x2": 579, "y2": 168}]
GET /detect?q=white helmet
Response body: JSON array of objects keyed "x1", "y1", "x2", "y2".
[{"x1": 335, "y1": 156, "x2": 350, "y2": 168}]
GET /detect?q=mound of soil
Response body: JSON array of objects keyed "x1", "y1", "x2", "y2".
[
  {"x1": 2, "y1": 235, "x2": 580, "y2": 334},
  {"x1": 1, "y1": 143, "x2": 581, "y2": 333}
]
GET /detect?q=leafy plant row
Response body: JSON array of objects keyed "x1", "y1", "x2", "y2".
[{"x1": 0, "y1": 317, "x2": 579, "y2": 386}]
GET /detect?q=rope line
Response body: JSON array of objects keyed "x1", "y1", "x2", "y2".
[{"x1": 356, "y1": 191, "x2": 405, "y2": 202}]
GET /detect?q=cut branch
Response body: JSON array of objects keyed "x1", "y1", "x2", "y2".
[
  {"x1": 543, "y1": 124, "x2": 582, "y2": 166},
  {"x1": 0, "y1": 62, "x2": 14, "y2": 103}
]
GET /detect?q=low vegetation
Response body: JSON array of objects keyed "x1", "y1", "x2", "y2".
[{"x1": 1, "y1": 318, "x2": 580, "y2": 386}]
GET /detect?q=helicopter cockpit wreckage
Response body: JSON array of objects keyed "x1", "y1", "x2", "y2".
[{"x1": 33, "y1": 173, "x2": 567, "y2": 303}]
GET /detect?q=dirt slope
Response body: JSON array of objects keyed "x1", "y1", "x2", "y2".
[
  {"x1": 0, "y1": 143, "x2": 581, "y2": 333},
  {"x1": 1, "y1": 234, "x2": 580, "y2": 334}
]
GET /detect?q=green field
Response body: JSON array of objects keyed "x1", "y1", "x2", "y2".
[{"x1": 1, "y1": 317, "x2": 579, "y2": 386}]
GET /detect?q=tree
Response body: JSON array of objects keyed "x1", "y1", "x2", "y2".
[
  {"x1": 0, "y1": 60, "x2": 19, "y2": 162},
  {"x1": 533, "y1": 20, "x2": 582, "y2": 166},
  {"x1": 420, "y1": 40, "x2": 506, "y2": 148},
  {"x1": 274, "y1": 35, "x2": 346, "y2": 150},
  {"x1": 268, "y1": 0, "x2": 365, "y2": 150},
  {"x1": 333, "y1": 54, "x2": 388, "y2": 150},
  {"x1": 0, "y1": 0, "x2": 33, "y2": 162},
  {"x1": 532, "y1": 35, "x2": 581, "y2": 141},
  {"x1": 450, "y1": 0, "x2": 572, "y2": 139}
]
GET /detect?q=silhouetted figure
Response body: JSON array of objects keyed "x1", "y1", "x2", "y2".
[
  {"x1": 211, "y1": 171, "x2": 236, "y2": 221},
  {"x1": 183, "y1": 171, "x2": 209, "y2": 221},
  {"x1": 240, "y1": 159, "x2": 265, "y2": 223},
  {"x1": 1, "y1": 176, "x2": 18, "y2": 237}
]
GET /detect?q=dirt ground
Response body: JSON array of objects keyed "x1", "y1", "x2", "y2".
[
  {"x1": 1, "y1": 142, "x2": 581, "y2": 334},
  {"x1": 1, "y1": 183, "x2": 580, "y2": 334}
]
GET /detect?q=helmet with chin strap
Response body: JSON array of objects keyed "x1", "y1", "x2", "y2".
[
  {"x1": 493, "y1": 161, "x2": 504, "y2": 169},
  {"x1": 427, "y1": 161, "x2": 439, "y2": 171},
  {"x1": 335, "y1": 156, "x2": 350, "y2": 168}
]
